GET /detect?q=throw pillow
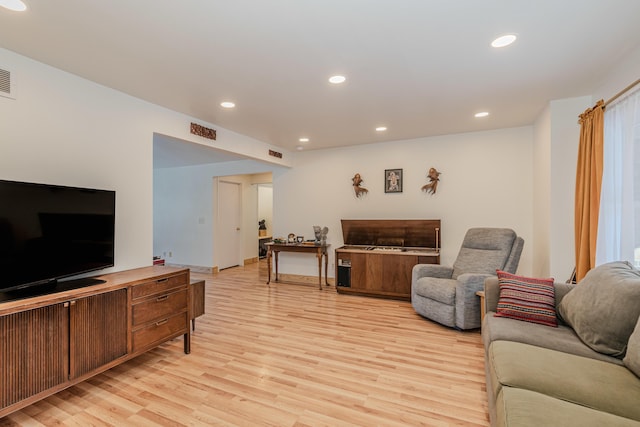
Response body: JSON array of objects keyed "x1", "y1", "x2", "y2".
[
  {"x1": 624, "y1": 316, "x2": 640, "y2": 378},
  {"x1": 558, "y1": 261, "x2": 640, "y2": 358},
  {"x1": 493, "y1": 270, "x2": 557, "y2": 327}
]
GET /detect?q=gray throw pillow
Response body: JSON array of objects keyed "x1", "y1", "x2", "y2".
[
  {"x1": 558, "y1": 261, "x2": 640, "y2": 357},
  {"x1": 625, "y1": 317, "x2": 640, "y2": 378}
]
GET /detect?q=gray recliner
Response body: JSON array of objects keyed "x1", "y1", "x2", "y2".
[{"x1": 411, "y1": 228, "x2": 524, "y2": 330}]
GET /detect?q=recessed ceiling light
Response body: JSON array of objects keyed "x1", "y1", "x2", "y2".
[
  {"x1": 299, "y1": 137, "x2": 309, "y2": 143},
  {"x1": 491, "y1": 34, "x2": 517, "y2": 48},
  {"x1": 220, "y1": 101, "x2": 235, "y2": 108},
  {"x1": 328, "y1": 75, "x2": 346, "y2": 84},
  {"x1": 475, "y1": 111, "x2": 490, "y2": 118},
  {"x1": 0, "y1": 0, "x2": 27, "y2": 11},
  {"x1": 375, "y1": 126, "x2": 387, "y2": 132}
]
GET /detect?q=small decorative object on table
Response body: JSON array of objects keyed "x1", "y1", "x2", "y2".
[
  {"x1": 313, "y1": 225, "x2": 329, "y2": 245},
  {"x1": 296, "y1": 236, "x2": 304, "y2": 243},
  {"x1": 287, "y1": 233, "x2": 296, "y2": 243},
  {"x1": 258, "y1": 219, "x2": 267, "y2": 237}
]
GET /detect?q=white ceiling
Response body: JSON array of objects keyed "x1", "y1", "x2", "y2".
[{"x1": 2, "y1": 1, "x2": 640, "y2": 158}]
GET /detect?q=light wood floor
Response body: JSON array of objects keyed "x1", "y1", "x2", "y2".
[{"x1": 1, "y1": 264, "x2": 489, "y2": 426}]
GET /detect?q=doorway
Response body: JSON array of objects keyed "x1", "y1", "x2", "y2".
[{"x1": 217, "y1": 180, "x2": 242, "y2": 270}]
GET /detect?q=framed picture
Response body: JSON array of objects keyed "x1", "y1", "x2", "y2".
[{"x1": 385, "y1": 169, "x2": 403, "y2": 193}]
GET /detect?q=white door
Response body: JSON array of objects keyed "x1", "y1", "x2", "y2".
[{"x1": 218, "y1": 180, "x2": 242, "y2": 270}]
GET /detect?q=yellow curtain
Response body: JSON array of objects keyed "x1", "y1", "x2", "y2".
[{"x1": 575, "y1": 100, "x2": 604, "y2": 282}]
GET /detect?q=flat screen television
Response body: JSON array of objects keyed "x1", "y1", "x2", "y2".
[{"x1": 0, "y1": 179, "x2": 115, "y2": 299}]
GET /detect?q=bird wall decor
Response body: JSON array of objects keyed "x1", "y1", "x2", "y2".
[{"x1": 421, "y1": 167, "x2": 441, "y2": 194}]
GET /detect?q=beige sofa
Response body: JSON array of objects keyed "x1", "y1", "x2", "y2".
[{"x1": 482, "y1": 261, "x2": 640, "y2": 427}]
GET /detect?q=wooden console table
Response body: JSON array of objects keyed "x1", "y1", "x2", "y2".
[{"x1": 265, "y1": 242, "x2": 330, "y2": 290}]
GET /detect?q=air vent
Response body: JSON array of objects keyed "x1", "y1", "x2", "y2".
[{"x1": 0, "y1": 68, "x2": 14, "y2": 99}]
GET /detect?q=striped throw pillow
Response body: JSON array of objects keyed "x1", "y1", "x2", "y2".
[{"x1": 494, "y1": 270, "x2": 557, "y2": 327}]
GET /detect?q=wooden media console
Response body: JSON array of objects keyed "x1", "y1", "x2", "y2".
[{"x1": 0, "y1": 265, "x2": 190, "y2": 417}]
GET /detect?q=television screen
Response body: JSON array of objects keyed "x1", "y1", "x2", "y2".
[{"x1": 0, "y1": 179, "x2": 115, "y2": 295}]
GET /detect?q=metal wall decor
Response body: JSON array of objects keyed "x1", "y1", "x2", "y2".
[
  {"x1": 352, "y1": 173, "x2": 368, "y2": 198},
  {"x1": 385, "y1": 169, "x2": 403, "y2": 193},
  {"x1": 421, "y1": 167, "x2": 441, "y2": 194}
]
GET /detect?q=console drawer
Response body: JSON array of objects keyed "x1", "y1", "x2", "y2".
[
  {"x1": 132, "y1": 312, "x2": 188, "y2": 353},
  {"x1": 132, "y1": 272, "x2": 188, "y2": 299},
  {"x1": 132, "y1": 289, "x2": 188, "y2": 326}
]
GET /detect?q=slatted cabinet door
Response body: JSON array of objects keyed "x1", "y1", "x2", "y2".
[
  {"x1": 0, "y1": 303, "x2": 69, "y2": 412},
  {"x1": 69, "y1": 289, "x2": 128, "y2": 380}
]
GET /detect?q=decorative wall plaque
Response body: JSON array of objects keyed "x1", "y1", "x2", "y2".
[{"x1": 190, "y1": 122, "x2": 216, "y2": 140}]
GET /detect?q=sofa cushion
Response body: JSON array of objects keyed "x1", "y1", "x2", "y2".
[
  {"x1": 482, "y1": 312, "x2": 623, "y2": 365},
  {"x1": 488, "y1": 341, "x2": 640, "y2": 421},
  {"x1": 558, "y1": 261, "x2": 640, "y2": 357},
  {"x1": 625, "y1": 316, "x2": 640, "y2": 378},
  {"x1": 494, "y1": 271, "x2": 557, "y2": 327},
  {"x1": 496, "y1": 387, "x2": 640, "y2": 427}
]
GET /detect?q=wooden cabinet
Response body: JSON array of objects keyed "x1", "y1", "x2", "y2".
[
  {"x1": 0, "y1": 266, "x2": 190, "y2": 418},
  {"x1": 0, "y1": 303, "x2": 68, "y2": 411},
  {"x1": 69, "y1": 289, "x2": 128, "y2": 379},
  {"x1": 131, "y1": 272, "x2": 189, "y2": 353},
  {"x1": 336, "y1": 249, "x2": 439, "y2": 300}
]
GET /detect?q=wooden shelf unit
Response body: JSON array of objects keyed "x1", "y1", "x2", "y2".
[{"x1": 0, "y1": 265, "x2": 190, "y2": 418}]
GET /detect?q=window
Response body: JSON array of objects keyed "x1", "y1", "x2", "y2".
[{"x1": 596, "y1": 87, "x2": 640, "y2": 267}]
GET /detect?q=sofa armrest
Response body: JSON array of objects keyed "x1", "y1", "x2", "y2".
[
  {"x1": 412, "y1": 264, "x2": 454, "y2": 282},
  {"x1": 484, "y1": 277, "x2": 501, "y2": 313},
  {"x1": 554, "y1": 281, "x2": 576, "y2": 307}
]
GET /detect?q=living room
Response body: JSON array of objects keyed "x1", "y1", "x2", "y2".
[{"x1": 2, "y1": 1, "x2": 640, "y2": 425}]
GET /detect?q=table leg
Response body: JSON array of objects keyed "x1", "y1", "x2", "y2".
[
  {"x1": 266, "y1": 247, "x2": 272, "y2": 285},
  {"x1": 324, "y1": 249, "x2": 329, "y2": 286},
  {"x1": 274, "y1": 251, "x2": 279, "y2": 282},
  {"x1": 316, "y1": 249, "x2": 322, "y2": 290}
]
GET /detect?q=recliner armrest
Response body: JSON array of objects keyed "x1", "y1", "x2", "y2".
[
  {"x1": 457, "y1": 273, "x2": 494, "y2": 297},
  {"x1": 412, "y1": 264, "x2": 454, "y2": 281},
  {"x1": 456, "y1": 273, "x2": 494, "y2": 329}
]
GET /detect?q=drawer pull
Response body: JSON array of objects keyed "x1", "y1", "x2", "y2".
[
  {"x1": 156, "y1": 295, "x2": 169, "y2": 302},
  {"x1": 155, "y1": 319, "x2": 168, "y2": 326},
  {"x1": 157, "y1": 278, "x2": 169, "y2": 283}
]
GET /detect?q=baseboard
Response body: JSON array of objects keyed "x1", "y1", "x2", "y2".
[
  {"x1": 272, "y1": 272, "x2": 335, "y2": 287},
  {"x1": 165, "y1": 263, "x2": 217, "y2": 274}
]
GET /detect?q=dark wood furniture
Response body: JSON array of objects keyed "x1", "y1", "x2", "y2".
[
  {"x1": 0, "y1": 266, "x2": 190, "y2": 418},
  {"x1": 265, "y1": 242, "x2": 330, "y2": 290},
  {"x1": 190, "y1": 279, "x2": 205, "y2": 330},
  {"x1": 335, "y1": 219, "x2": 440, "y2": 300}
]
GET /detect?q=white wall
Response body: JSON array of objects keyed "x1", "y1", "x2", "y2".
[
  {"x1": 154, "y1": 161, "x2": 283, "y2": 268},
  {"x1": 258, "y1": 184, "x2": 273, "y2": 236},
  {"x1": 274, "y1": 127, "x2": 534, "y2": 277},
  {"x1": 548, "y1": 97, "x2": 592, "y2": 280},
  {"x1": 532, "y1": 104, "x2": 552, "y2": 277},
  {"x1": 1, "y1": 47, "x2": 288, "y2": 275},
  {"x1": 592, "y1": 45, "x2": 640, "y2": 102}
]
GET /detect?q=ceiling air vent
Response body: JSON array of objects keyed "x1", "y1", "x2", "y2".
[{"x1": 0, "y1": 68, "x2": 15, "y2": 99}]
